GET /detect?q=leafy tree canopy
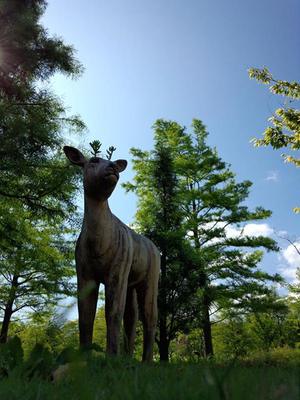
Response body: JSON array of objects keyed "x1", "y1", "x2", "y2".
[
  {"x1": 0, "y1": 0, "x2": 84, "y2": 342},
  {"x1": 249, "y1": 67, "x2": 300, "y2": 167}
]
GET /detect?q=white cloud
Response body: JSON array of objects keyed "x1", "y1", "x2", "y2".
[
  {"x1": 277, "y1": 230, "x2": 288, "y2": 238},
  {"x1": 279, "y1": 240, "x2": 300, "y2": 282},
  {"x1": 225, "y1": 223, "x2": 274, "y2": 238},
  {"x1": 198, "y1": 222, "x2": 274, "y2": 247},
  {"x1": 243, "y1": 223, "x2": 274, "y2": 237},
  {"x1": 223, "y1": 225, "x2": 240, "y2": 238},
  {"x1": 197, "y1": 221, "x2": 299, "y2": 284},
  {"x1": 265, "y1": 170, "x2": 279, "y2": 182}
]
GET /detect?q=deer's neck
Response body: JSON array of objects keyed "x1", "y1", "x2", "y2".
[{"x1": 82, "y1": 196, "x2": 113, "y2": 239}]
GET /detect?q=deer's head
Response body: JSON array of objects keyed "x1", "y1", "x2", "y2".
[{"x1": 64, "y1": 146, "x2": 127, "y2": 201}]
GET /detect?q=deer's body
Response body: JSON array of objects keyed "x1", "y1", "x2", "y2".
[{"x1": 64, "y1": 146, "x2": 159, "y2": 361}]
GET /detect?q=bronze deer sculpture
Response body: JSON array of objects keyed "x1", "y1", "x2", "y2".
[{"x1": 64, "y1": 146, "x2": 160, "y2": 361}]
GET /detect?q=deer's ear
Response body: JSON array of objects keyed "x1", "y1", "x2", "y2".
[
  {"x1": 114, "y1": 159, "x2": 127, "y2": 172},
  {"x1": 63, "y1": 146, "x2": 86, "y2": 167}
]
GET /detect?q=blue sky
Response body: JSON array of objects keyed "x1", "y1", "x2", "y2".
[{"x1": 42, "y1": 0, "x2": 300, "y2": 285}]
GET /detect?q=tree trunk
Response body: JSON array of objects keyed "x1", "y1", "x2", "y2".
[
  {"x1": 158, "y1": 251, "x2": 169, "y2": 362},
  {"x1": 0, "y1": 274, "x2": 18, "y2": 343},
  {"x1": 159, "y1": 315, "x2": 169, "y2": 361},
  {"x1": 197, "y1": 268, "x2": 214, "y2": 357},
  {"x1": 202, "y1": 294, "x2": 214, "y2": 357},
  {"x1": 0, "y1": 303, "x2": 13, "y2": 343},
  {"x1": 191, "y1": 218, "x2": 214, "y2": 357}
]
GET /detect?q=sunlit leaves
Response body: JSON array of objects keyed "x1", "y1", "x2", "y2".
[
  {"x1": 248, "y1": 67, "x2": 272, "y2": 84},
  {"x1": 249, "y1": 67, "x2": 300, "y2": 212},
  {"x1": 0, "y1": 200, "x2": 76, "y2": 319},
  {"x1": 248, "y1": 67, "x2": 300, "y2": 168}
]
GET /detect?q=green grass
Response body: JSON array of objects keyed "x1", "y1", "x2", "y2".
[{"x1": 0, "y1": 355, "x2": 299, "y2": 400}]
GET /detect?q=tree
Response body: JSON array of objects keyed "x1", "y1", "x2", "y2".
[
  {"x1": 290, "y1": 268, "x2": 300, "y2": 297},
  {"x1": 165, "y1": 119, "x2": 283, "y2": 357},
  {"x1": 213, "y1": 315, "x2": 255, "y2": 359},
  {"x1": 213, "y1": 288, "x2": 299, "y2": 358},
  {"x1": 249, "y1": 67, "x2": 300, "y2": 211},
  {"x1": 124, "y1": 126, "x2": 198, "y2": 361},
  {"x1": 0, "y1": 200, "x2": 76, "y2": 343},
  {"x1": 0, "y1": 0, "x2": 81, "y2": 97},
  {"x1": 125, "y1": 119, "x2": 281, "y2": 359},
  {"x1": 0, "y1": 0, "x2": 85, "y2": 341},
  {"x1": 0, "y1": 0, "x2": 84, "y2": 217}
]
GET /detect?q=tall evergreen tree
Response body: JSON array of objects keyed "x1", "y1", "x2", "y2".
[
  {"x1": 125, "y1": 119, "x2": 281, "y2": 360},
  {"x1": 173, "y1": 119, "x2": 281, "y2": 356},
  {"x1": 124, "y1": 129, "x2": 198, "y2": 361}
]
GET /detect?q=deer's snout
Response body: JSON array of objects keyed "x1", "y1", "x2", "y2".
[{"x1": 105, "y1": 162, "x2": 119, "y2": 176}]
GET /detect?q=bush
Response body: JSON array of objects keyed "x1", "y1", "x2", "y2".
[
  {"x1": 0, "y1": 337, "x2": 23, "y2": 377},
  {"x1": 249, "y1": 347, "x2": 300, "y2": 366}
]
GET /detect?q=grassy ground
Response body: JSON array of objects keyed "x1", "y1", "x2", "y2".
[{"x1": 0, "y1": 355, "x2": 299, "y2": 400}]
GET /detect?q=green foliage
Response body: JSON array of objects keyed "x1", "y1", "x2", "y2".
[
  {"x1": 249, "y1": 67, "x2": 300, "y2": 167},
  {"x1": 213, "y1": 318, "x2": 255, "y2": 359},
  {"x1": 8, "y1": 311, "x2": 80, "y2": 359},
  {"x1": 92, "y1": 306, "x2": 106, "y2": 352},
  {"x1": 89, "y1": 140, "x2": 102, "y2": 157},
  {"x1": 170, "y1": 329, "x2": 205, "y2": 361},
  {"x1": 289, "y1": 267, "x2": 300, "y2": 296},
  {"x1": 89, "y1": 141, "x2": 117, "y2": 159},
  {"x1": 124, "y1": 121, "x2": 197, "y2": 360},
  {"x1": 24, "y1": 343, "x2": 54, "y2": 380},
  {"x1": 106, "y1": 146, "x2": 117, "y2": 160},
  {"x1": 0, "y1": 306, "x2": 297, "y2": 400},
  {"x1": 0, "y1": 354, "x2": 299, "y2": 400},
  {"x1": 125, "y1": 118, "x2": 281, "y2": 359},
  {"x1": 0, "y1": 0, "x2": 82, "y2": 98},
  {"x1": 0, "y1": 0, "x2": 85, "y2": 216},
  {"x1": 0, "y1": 0, "x2": 84, "y2": 343},
  {"x1": 213, "y1": 292, "x2": 299, "y2": 362},
  {"x1": 0, "y1": 201, "x2": 76, "y2": 342},
  {"x1": 0, "y1": 336, "x2": 23, "y2": 377}
]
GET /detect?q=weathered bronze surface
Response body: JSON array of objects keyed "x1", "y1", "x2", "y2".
[{"x1": 64, "y1": 146, "x2": 160, "y2": 361}]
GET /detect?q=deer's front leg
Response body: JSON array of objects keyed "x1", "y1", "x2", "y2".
[
  {"x1": 105, "y1": 263, "x2": 131, "y2": 356},
  {"x1": 77, "y1": 276, "x2": 99, "y2": 349}
]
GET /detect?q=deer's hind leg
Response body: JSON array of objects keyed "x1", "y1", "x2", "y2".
[
  {"x1": 123, "y1": 287, "x2": 138, "y2": 356},
  {"x1": 136, "y1": 252, "x2": 160, "y2": 362}
]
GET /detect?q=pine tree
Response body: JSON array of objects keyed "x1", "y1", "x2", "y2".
[
  {"x1": 124, "y1": 125, "x2": 198, "y2": 361},
  {"x1": 125, "y1": 119, "x2": 281, "y2": 359},
  {"x1": 173, "y1": 119, "x2": 281, "y2": 356}
]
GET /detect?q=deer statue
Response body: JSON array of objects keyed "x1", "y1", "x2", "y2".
[{"x1": 63, "y1": 145, "x2": 160, "y2": 362}]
